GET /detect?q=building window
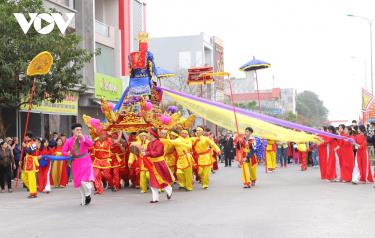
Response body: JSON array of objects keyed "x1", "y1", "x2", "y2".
[
  {"x1": 95, "y1": 21, "x2": 109, "y2": 37},
  {"x1": 95, "y1": 43, "x2": 115, "y2": 77}
]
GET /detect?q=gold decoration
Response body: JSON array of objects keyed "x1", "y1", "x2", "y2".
[
  {"x1": 107, "y1": 112, "x2": 153, "y2": 133},
  {"x1": 138, "y1": 32, "x2": 149, "y2": 43},
  {"x1": 100, "y1": 98, "x2": 118, "y2": 123},
  {"x1": 27, "y1": 51, "x2": 53, "y2": 76},
  {"x1": 82, "y1": 115, "x2": 99, "y2": 140}
]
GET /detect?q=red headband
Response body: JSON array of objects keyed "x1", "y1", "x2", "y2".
[{"x1": 148, "y1": 128, "x2": 159, "y2": 139}]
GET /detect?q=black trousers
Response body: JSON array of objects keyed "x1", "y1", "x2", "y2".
[
  {"x1": 224, "y1": 154, "x2": 232, "y2": 166},
  {"x1": 12, "y1": 160, "x2": 19, "y2": 179},
  {"x1": 0, "y1": 165, "x2": 12, "y2": 189}
]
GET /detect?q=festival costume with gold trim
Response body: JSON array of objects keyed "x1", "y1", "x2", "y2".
[
  {"x1": 21, "y1": 141, "x2": 39, "y2": 197},
  {"x1": 266, "y1": 140, "x2": 277, "y2": 171},
  {"x1": 144, "y1": 138, "x2": 174, "y2": 202},
  {"x1": 237, "y1": 136, "x2": 258, "y2": 187},
  {"x1": 191, "y1": 135, "x2": 220, "y2": 189},
  {"x1": 161, "y1": 138, "x2": 177, "y2": 176},
  {"x1": 128, "y1": 137, "x2": 150, "y2": 192},
  {"x1": 92, "y1": 138, "x2": 113, "y2": 194},
  {"x1": 111, "y1": 141, "x2": 125, "y2": 190},
  {"x1": 50, "y1": 146, "x2": 68, "y2": 188},
  {"x1": 170, "y1": 137, "x2": 194, "y2": 191},
  {"x1": 128, "y1": 32, "x2": 157, "y2": 97}
]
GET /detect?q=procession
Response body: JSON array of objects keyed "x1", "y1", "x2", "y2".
[
  {"x1": 2, "y1": 116, "x2": 375, "y2": 205},
  {"x1": 1, "y1": 0, "x2": 375, "y2": 237}
]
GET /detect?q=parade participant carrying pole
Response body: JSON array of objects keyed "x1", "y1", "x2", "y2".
[
  {"x1": 200, "y1": 72, "x2": 260, "y2": 172},
  {"x1": 16, "y1": 51, "x2": 53, "y2": 189},
  {"x1": 200, "y1": 72, "x2": 239, "y2": 133}
]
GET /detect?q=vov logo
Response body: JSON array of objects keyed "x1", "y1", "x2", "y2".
[{"x1": 13, "y1": 13, "x2": 74, "y2": 34}]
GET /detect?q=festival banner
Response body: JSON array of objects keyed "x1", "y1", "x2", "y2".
[
  {"x1": 95, "y1": 73, "x2": 123, "y2": 101},
  {"x1": 213, "y1": 38, "x2": 224, "y2": 91},
  {"x1": 20, "y1": 92, "x2": 78, "y2": 115},
  {"x1": 187, "y1": 66, "x2": 214, "y2": 85},
  {"x1": 160, "y1": 87, "x2": 328, "y2": 143},
  {"x1": 362, "y1": 88, "x2": 373, "y2": 112}
]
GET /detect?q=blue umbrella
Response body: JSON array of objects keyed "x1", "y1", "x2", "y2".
[
  {"x1": 239, "y1": 56, "x2": 271, "y2": 113},
  {"x1": 156, "y1": 67, "x2": 175, "y2": 79},
  {"x1": 239, "y1": 57, "x2": 271, "y2": 71}
]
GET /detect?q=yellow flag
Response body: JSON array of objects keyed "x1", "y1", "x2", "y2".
[{"x1": 26, "y1": 51, "x2": 53, "y2": 76}]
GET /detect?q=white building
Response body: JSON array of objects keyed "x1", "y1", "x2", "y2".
[{"x1": 149, "y1": 33, "x2": 224, "y2": 101}]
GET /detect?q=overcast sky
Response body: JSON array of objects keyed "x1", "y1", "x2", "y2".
[{"x1": 146, "y1": 0, "x2": 375, "y2": 121}]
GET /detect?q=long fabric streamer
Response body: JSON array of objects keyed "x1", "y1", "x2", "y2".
[
  {"x1": 159, "y1": 87, "x2": 346, "y2": 143},
  {"x1": 41, "y1": 155, "x2": 73, "y2": 161}
]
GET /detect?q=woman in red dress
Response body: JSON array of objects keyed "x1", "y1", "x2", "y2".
[
  {"x1": 337, "y1": 126, "x2": 355, "y2": 182},
  {"x1": 325, "y1": 126, "x2": 341, "y2": 182},
  {"x1": 352, "y1": 125, "x2": 374, "y2": 184},
  {"x1": 50, "y1": 137, "x2": 68, "y2": 188},
  {"x1": 37, "y1": 139, "x2": 52, "y2": 193},
  {"x1": 142, "y1": 127, "x2": 175, "y2": 203},
  {"x1": 317, "y1": 126, "x2": 328, "y2": 180}
]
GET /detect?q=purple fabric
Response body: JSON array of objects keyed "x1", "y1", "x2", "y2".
[
  {"x1": 167, "y1": 106, "x2": 178, "y2": 114},
  {"x1": 160, "y1": 87, "x2": 347, "y2": 140}
]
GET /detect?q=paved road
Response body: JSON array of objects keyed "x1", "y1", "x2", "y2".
[{"x1": 1, "y1": 164, "x2": 375, "y2": 238}]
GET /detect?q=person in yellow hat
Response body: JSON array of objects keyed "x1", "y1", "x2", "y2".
[
  {"x1": 191, "y1": 126, "x2": 221, "y2": 189},
  {"x1": 21, "y1": 132, "x2": 39, "y2": 198},
  {"x1": 128, "y1": 130, "x2": 150, "y2": 193},
  {"x1": 169, "y1": 129, "x2": 194, "y2": 191},
  {"x1": 266, "y1": 139, "x2": 277, "y2": 172},
  {"x1": 159, "y1": 129, "x2": 177, "y2": 177},
  {"x1": 237, "y1": 127, "x2": 258, "y2": 188}
]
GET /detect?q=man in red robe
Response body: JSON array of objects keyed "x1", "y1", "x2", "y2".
[
  {"x1": 110, "y1": 132, "x2": 125, "y2": 191},
  {"x1": 142, "y1": 127, "x2": 174, "y2": 203},
  {"x1": 92, "y1": 131, "x2": 113, "y2": 194}
]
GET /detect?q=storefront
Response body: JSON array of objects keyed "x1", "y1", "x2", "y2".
[{"x1": 17, "y1": 93, "x2": 79, "y2": 139}]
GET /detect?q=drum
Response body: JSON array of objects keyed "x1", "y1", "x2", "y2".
[{"x1": 129, "y1": 143, "x2": 142, "y2": 155}]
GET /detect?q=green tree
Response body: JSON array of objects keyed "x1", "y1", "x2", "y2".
[
  {"x1": 236, "y1": 101, "x2": 257, "y2": 111},
  {"x1": 277, "y1": 111, "x2": 297, "y2": 122},
  {"x1": 296, "y1": 90, "x2": 328, "y2": 126},
  {"x1": 0, "y1": 0, "x2": 97, "y2": 109}
]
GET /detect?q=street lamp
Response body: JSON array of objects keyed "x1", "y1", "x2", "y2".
[{"x1": 347, "y1": 14, "x2": 375, "y2": 94}]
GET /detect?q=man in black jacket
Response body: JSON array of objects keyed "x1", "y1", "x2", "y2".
[{"x1": 221, "y1": 131, "x2": 234, "y2": 167}]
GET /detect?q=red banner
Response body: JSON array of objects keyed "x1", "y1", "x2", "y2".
[{"x1": 187, "y1": 66, "x2": 214, "y2": 85}]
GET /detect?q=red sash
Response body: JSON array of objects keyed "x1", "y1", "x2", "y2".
[{"x1": 192, "y1": 138, "x2": 201, "y2": 163}]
